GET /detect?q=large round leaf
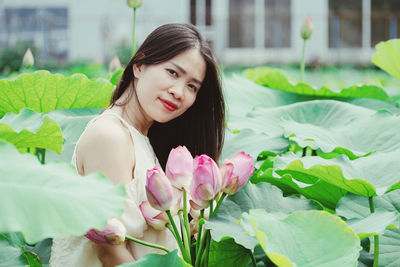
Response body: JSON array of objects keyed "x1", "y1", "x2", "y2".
[
  {"x1": 0, "y1": 70, "x2": 113, "y2": 117},
  {"x1": 205, "y1": 182, "x2": 320, "y2": 249},
  {"x1": 0, "y1": 237, "x2": 26, "y2": 267},
  {"x1": 209, "y1": 238, "x2": 252, "y2": 267},
  {"x1": 0, "y1": 141, "x2": 126, "y2": 243},
  {"x1": 246, "y1": 209, "x2": 360, "y2": 267},
  {"x1": 375, "y1": 228, "x2": 400, "y2": 267},
  {"x1": 281, "y1": 110, "x2": 400, "y2": 158},
  {"x1": 0, "y1": 108, "x2": 63, "y2": 153},
  {"x1": 45, "y1": 108, "x2": 101, "y2": 162},
  {"x1": 221, "y1": 128, "x2": 289, "y2": 164},
  {"x1": 118, "y1": 250, "x2": 189, "y2": 267},
  {"x1": 245, "y1": 67, "x2": 389, "y2": 100},
  {"x1": 372, "y1": 39, "x2": 400, "y2": 80},
  {"x1": 228, "y1": 100, "x2": 374, "y2": 141},
  {"x1": 276, "y1": 151, "x2": 400, "y2": 197}
]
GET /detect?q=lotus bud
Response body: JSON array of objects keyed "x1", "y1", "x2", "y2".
[
  {"x1": 85, "y1": 218, "x2": 126, "y2": 245},
  {"x1": 126, "y1": 0, "x2": 143, "y2": 8},
  {"x1": 139, "y1": 201, "x2": 169, "y2": 230},
  {"x1": 146, "y1": 166, "x2": 174, "y2": 211},
  {"x1": 300, "y1": 15, "x2": 314, "y2": 40},
  {"x1": 221, "y1": 152, "x2": 254, "y2": 195},
  {"x1": 166, "y1": 146, "x2": 193, "y2": 190},
  {"x1": 108, "y1": 55, "x2": 122, "y2": 72},
  {"x1": 22, "y1": 48, "x2": 34, "y2": 69},
  {"x1": 190, "y1": 155, "x2": 222, "y2": 210},
  {"x1": 189, "y1": 206, "x2": 210, "y2": 221}
]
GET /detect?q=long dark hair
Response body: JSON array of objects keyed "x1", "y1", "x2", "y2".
[{"x1": 110, "y1": 23, "x2": 225, "y2": 168}]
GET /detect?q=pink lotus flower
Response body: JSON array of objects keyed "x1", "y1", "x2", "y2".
[
  {"x1": 126, "y1": 0, "x2": 143, "y2": 8},
  {"x1": 23, "y1": 48, "x2": 34, "y2": 69},
  {"x1": 146, "y1": 166, "x2": 175, "y2": 211},
  {"x1": 85, "y1": 218, "x2": 126, "y2": 245},
  {"x1": 166, "y1": 146, "x2": 193, "y2": 190},
  {"x1": 139, "y1": 201, "x2": 169, "y2": 230},
  {"x1": 221, "y1": 152, "x2": 254, "y2": 195},
  {"x1": 301, "y1": 15, "x2": 314, "y2": 40},
  {"x1": 190, "y1": 155, "x2": 222, "y2": 210}
]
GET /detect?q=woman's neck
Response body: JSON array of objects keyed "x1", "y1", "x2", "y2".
[{"x1": 112, "y1": 87, "x2": 153, "y2": 136}]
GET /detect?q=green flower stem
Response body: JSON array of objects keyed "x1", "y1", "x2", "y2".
[
  {"x1": 178, "y1": 210, "x2": 192, "y2": 261},
  {"x1": 211, "y1": 193, "x2": 226, "y2": 217},
  {"x1": 196, "y1": 210, "x2": 205, "y2": 255},
  {"x1": 250, "y1": 250, "x2": 257, "y2": 267},
  {"x1": 132, "y1": 7, "x2": 137, "y2": 57},
  {"x1": 41, "y1": 148, "x2": 46, "y2": 164},
  {"x1": 200, "y1": 233, "x2": 210, "y2": 267},
  {"x1": 183, "y1": 190, "x2": 191, "y2": 246},
  {"x1": 125, "y1": 235, "x2": 170, "y2": 253},
  {"x1": 195, "y1": 228, "x2": 209, "y2": 267},
  {"x1": 209, "y1": 200, "x2": 214, "y2": 216},
  {"x1": 166, "y1": 210, "x2": 190, "y2": 263},
  {"x1": 300, "y1": 38, "x2": 307, "y2": 82},
  {"x1": 368, "y1": 197, "x2": 379, "y2": 267}
]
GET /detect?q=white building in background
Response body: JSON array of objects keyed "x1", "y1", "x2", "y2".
[{"x1": 0, "y1": 0, "x2": 398, "y2": 65}]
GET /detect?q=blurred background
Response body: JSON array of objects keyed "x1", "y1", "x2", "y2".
[{"x1": 0, "y1": 0, "x2": 399, "y2": 74}]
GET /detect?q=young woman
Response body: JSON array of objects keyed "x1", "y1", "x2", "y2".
[{"x1": 50, "y1": 23, "x2": 225, "y2": 266}]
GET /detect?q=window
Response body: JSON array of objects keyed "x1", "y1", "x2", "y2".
[
  {"x1": 190, "y1": 0, "x2": 212, "y2": 26},
  {"x1": 371, "y1": 0, "x2": 400, "y2": 47},
  {"x1": 265, "y1": 0, "x2": 291, "y2": 48},
  {"x1": 3, "y1": 7, "x2": 68, "y2": 59},
  {"x1": 329, "y1": 0, "x2": 362, "y2": 48},
  {"x1": 229, "y1": 0, "x2": 255, "y2": 48}
]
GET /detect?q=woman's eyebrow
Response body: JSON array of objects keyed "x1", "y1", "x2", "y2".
[{"x1": 171, "y1": 62, "x2": 202, "y2": 85}]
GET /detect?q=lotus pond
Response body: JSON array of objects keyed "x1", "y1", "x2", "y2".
[{"x1": 1, "y1": 39, "x2": 400, "y2": 267}]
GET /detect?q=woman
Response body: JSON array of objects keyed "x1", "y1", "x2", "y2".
[{"x1": 50, "y1": 23, "x2": 225, "y2": 266}]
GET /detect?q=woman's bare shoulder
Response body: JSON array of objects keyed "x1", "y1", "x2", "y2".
[{"x1": 75, "y1": 115, "x2": 135, "y2": 184}]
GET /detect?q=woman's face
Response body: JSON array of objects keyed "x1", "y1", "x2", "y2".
[{"x1": 133, "y1": 48, "x2": 206, "y2": 123}]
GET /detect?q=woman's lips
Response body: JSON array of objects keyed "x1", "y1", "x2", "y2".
[{"x1": 160, "y1": 99, "x2": 178, "y2": 111}]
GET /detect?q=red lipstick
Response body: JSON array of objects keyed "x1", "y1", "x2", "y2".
[{"x1": 160, "y1": 99, "x2": 178, "y2": 111}]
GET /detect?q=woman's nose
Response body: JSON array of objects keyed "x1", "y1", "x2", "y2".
[{"x1": 168, "y1": 83, "x2": 185, "y2": 99}]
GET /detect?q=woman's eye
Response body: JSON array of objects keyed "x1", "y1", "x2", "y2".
[
  {"x1": 188, "y1": 84, "x2": 197, "y2": 92},
  {"x1": 167, "y1": 69, "x2": 178, "y2": 77}
]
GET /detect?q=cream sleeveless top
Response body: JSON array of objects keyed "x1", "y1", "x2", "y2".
[{"x1": 50, "y1": 110, "x2": 178, "y2": 267}]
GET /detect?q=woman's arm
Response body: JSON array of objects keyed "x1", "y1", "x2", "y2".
[{"x1": 77, "y1": 117, "x2": 136, "y2": 265}]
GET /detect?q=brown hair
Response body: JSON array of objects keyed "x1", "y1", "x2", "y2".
[{"x1": 110, "y1": 23, "x2": 225, "y2": 168}]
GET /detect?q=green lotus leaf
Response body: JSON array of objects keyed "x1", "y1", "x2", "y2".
[
  {"x1": 0, "y1": 237, "x2": 26, "y2": 266},
  {"x1": 0, "y1": 70, "x2": 114, "y2": 118},
  {"x1": 375, "y1": 228, "x2": 400, "y2": 267},
  {"x1": 221, "y1": 128, "x2": 289, "y2": 164},
  {"x1": 45, "y1": 108, "x2": 101, "y2": 162},
  {"x1": 281, "y1": 110, "x2": 400, "y2": 158},
  {"x1": 245, "y1": 67, "x2": 389, "y2": 100},
  {"x1": 223, "y1": 75, "x2": 299, "y2": 118},
  {"x1": 372, "y1": 39, "x2": 400, "y2": 80},
  {"x1": 0, "y1": 141, "x2": 126, "y2": 243},
  {"x1": 208, "y1": 238, "x2": 252, "y2": 267},
  {"x1": 0, "y1": 108, "x2": 63, "y2": 153},
  {"x1": 228, "y1": 100, "x2": 374, "y2": 146},
  {"x1": 276, "y1": 151, "x2": 400, "y2": 197},
  {"x1": 205, "y1": 182, "x2": 320, "y2": 250},
  {"x1": 247, "y1": 209, "x2": 360, "y2": 267},
  {"x1": 336, "y1": 191, "x2": 400, "y2": 220},
  {"x1": 117, "y1": 250, "x2": 189, "y2": 267},
  {"x1": 256, "y1": 169, "x2": 346, "y2": 210}
]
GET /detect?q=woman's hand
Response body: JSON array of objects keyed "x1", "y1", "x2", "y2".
[{"x1": 95, "y1": 242, "x2": 134, "y2": 267}]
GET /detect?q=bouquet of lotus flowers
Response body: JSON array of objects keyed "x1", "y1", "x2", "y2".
[
  {"x1": 85, "y1": 146, "x2": 253, "y2": 266},
  {"x1": 141, "y1": 146, "x2": 254, "y2": 266}
]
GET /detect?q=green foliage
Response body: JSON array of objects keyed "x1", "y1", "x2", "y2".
[
  {"x1": 117, "y1": 250, "x2": 189, "y2": 267},
  {"x1": 0, "y1": 108, "x2": 63, "y2": 153},
  {"x1": 244, "y1": 67, "x2": 390, "y2": 100},
  {"x1": 0, "y1": 141, "x2": 126, "y2": 243},
  {"x1": 372, "y1": 39, "x2": 400, "y2": 80},
  {"x1": 208, "y1": 238, "x2": 251, "y2": 267},
  {"x1": 0, "y1": 70, "x2": 113, "y2": 118},
  {"x1": 246, "y1": 209, "x2": 361, "y2": 267}
]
